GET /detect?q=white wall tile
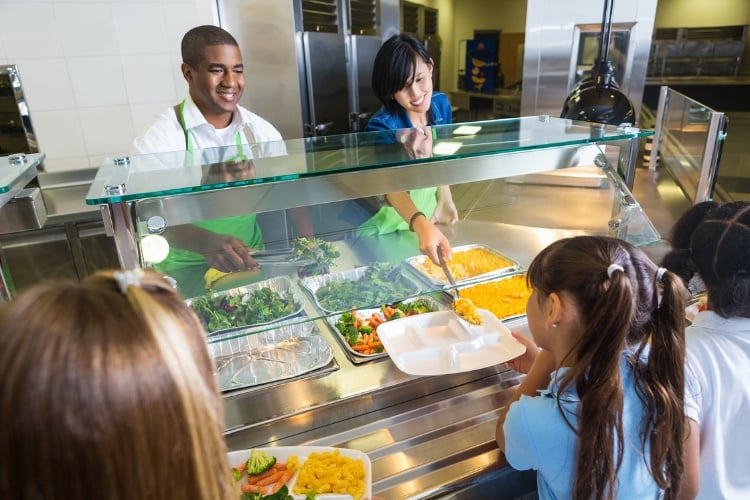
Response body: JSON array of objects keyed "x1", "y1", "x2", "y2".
[
  {"x1": 1, "y1": 0, "x2": 219, "y2": 171},
  {"x1": 121, "y1": 54, "x2": 176, "y2": 104},
  {"x1": 78, "y1": 105, "x2": 134, "y2": 157},
  {"x1": 13, "y1": 59, "x2": 76, "y2": 111},
  {"x1": 67, "y1": 56, "x2": 128, "y2": 107},
  {"x1": 163, "y1": 2, "x2": 210, "y2": 50},
  {"x1": 0, "y1": 3, "x2": 64, "y2": 59},
  {"x1": 111, "y1": 3, "x2": 169, "y2": 55},
  {"x1": 42, "y1": 156, "x2": 91, "y2": 174},
  {"x1": 32, "y1": 109, "x2": 87, "y2": 158},
  {"x1": 54, "y1": 3, "x2": 119, "y2": 56}
]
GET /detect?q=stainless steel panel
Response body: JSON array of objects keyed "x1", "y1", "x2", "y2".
[
  {"x1": 303, "y1": 32, "x2": 350, "y2": 136},
  {"x1": 217, "y1": 0, "x2": 305, "y2": 139},
  {"x1": 0, "y1": 65, "x2": 39, "y2": 155},
  {"x1": 349, "y1": 35, "x2": 383, "y2": 131},
  {"x1": 0, "y1": 187, "x2": 47, "y2": 233}
]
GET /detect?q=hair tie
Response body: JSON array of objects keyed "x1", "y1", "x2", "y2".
[
  {"x1": 655, "y1": 267, "x2": 667, "y2": 283},
  {"x1": 607, "y1": 264, "x2": 624, "y2": 278},
  {"x1": 114, "y1": 269, "x2": 142, "y2": 295}
]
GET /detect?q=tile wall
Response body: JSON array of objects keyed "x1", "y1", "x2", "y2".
[{"x1": 0, "y1": 0, "x2": 216, "y2": 172}]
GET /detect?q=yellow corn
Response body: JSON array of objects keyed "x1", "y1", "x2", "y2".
[{"x1": 459, "y1": 275, "x2": 531, "y2": 320}]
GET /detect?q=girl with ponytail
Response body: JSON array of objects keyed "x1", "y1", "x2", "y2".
[{"x1": 496, "y1": 235, "x2": 688, "y2": 499}]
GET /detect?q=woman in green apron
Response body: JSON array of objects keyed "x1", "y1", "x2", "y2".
[{"x1": 360, "y1": 33, "x2": 457, "y2": 265}]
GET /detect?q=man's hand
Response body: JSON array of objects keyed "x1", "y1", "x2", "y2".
[{"x1": 203, "y1": 236, "x2": 259, "y2": 272}]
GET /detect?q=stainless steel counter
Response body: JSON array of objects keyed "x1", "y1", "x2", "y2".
[{"x1": 221, "y1": 221, "x2": 591, "y2": 499}]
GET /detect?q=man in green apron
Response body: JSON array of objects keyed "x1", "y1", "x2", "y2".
[{"x1": 132, "y1": 26, "x2": 311, "y2": 294}]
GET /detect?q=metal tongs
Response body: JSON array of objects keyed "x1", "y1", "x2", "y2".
[{"x1": 248, "y1": 248, "x2": 314, "y2": 267}]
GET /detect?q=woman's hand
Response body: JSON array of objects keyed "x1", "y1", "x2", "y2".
[
  {"x1": 503, "y1": 331, "x2": 540, "y2": 374},
  {"x1": 412, "y1": 215, "x2": 451, "y2": 265},
  {"x1": 432, "y1": 186, "x2": 458, "y2": 225}
]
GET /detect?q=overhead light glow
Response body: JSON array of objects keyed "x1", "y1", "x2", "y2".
[
  {"x1": 453, "y1": 125, "x2": 482, "y2": 135},
  {"x1": 433, "y1": 142, "x2": 463, "y2": 155}
]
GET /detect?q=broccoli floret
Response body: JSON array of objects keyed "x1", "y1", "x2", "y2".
[{"x1": 245, "y1": 449, "x2": 276, "y2": 475}]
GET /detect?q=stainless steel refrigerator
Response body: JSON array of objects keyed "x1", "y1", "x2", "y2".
[{"x1": 217, "y1": 0, "x2": 400, "y2": 138}]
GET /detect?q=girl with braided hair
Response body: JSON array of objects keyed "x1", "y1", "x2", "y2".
[
  {"x1": 661, "y1": 201, "x2": 750, "y2": 499},
  {"x1": 496, "y1": 235, "x2": 688, "y2": 499}
]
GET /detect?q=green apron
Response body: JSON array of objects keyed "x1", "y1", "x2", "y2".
[
  {"x1": 356, "y1": 187, "x2": 438, "y2": 237},
  {"x1": 155, "y1": 100, "x2": 264, "y2": 275}
]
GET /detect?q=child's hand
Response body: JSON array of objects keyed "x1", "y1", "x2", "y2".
[{"x1": 503, "y1": 331, "x2": 540, "y2": 374}]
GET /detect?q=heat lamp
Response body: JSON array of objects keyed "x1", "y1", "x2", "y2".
[{"x1": 560, "y1": 0, "x2": 635, "y2": 125}]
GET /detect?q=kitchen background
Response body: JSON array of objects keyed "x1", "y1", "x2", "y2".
[{"x1": 0, "y1": 0, "x2": 748, "y2": 174}]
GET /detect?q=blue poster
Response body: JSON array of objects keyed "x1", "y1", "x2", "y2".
[{"x1": 465, "y1": 39, "x2": 498, "y2": 93}]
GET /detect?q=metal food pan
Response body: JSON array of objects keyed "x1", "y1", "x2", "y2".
[
  {"x1": 326, "y1": 295, "x2": 445, "y2": 364},
  {"x1": 405, "y1": 243, "x2": 519, "y2": 288},
  {"x1": 209, "y1": 316, "x2": 334, "y2": 392},
  {"x1": 186, "y1": 275, "x2": 305, "y2": 337},
  {"x1": 299, "y1": 264, "x2": 423, "y2": 315},
  {"x1": 456, "y1": 271, "x2": 530, "y2": 322}
]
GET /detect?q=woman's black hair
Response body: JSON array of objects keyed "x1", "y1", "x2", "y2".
[
  {"x1": 661, "y1": 201, "x2": 750, "y2": 318},
  {"x1": 371, "y1": 33, "x2": 432, "y2": 114}
]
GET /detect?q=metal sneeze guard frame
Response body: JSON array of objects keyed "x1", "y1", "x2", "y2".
[{"x1": 649, "y1": 85, "x2": 728, "y2": 203}]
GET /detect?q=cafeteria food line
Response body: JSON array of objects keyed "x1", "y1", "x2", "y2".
[{"x1": 84, "y1": 117, "x2": 655, "y2": 498}]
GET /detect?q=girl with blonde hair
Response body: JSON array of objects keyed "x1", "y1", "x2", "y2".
[{"x1": 0, "y1": 269, "x2": 235, "y2": 500}]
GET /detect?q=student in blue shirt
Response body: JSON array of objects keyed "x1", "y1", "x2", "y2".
[
  {"x1": 361, "y1": 33, "x2": 458, "y2": 265},
  {"x1": 496, "y1": 236, "x2": 687, "y2": 499}
]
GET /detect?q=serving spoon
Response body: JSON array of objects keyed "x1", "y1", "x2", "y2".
[{"x1": 438, "y1": 248, "x2": 483, "y2": 326}]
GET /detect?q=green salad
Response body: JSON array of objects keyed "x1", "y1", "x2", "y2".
[
  {"x1": 293, "y1": 236, "x2": 340, "y2": 276},
  {"x1": 190, "y1": 287, "x2": 300, "y2": 334},
  {"x1": 315, "y1": 263, "x2": 420, "y2": 312}
]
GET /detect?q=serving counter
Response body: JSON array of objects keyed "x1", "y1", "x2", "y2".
[{"x1": 86, "y1": 117, "x2": 657, "y2": 498}]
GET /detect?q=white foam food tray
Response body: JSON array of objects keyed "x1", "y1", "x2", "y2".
[
  {"x1": 377, "y1": 309, "x2": 526, "y2": 376},
  {"x1": 228, "y1": 446, "x2": 371, "y2": 500}
]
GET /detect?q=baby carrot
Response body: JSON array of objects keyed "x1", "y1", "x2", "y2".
[
  {"x1": 256, "y1": 471, "x2": 283, "y2": 486},
  {"x1": 246, "y1": 463, "x2": 283, "y2": 484},
  {"x1": 268, "y1": 469, "x2": 295, "y2": 494}
]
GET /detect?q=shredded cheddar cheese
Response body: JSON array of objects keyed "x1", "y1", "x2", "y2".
[
  {"x1": 459, "y1": 275, "x2": 531, "y2": 320},
  {"x1": 414, "y1": 247, "x2": 514, "y2": 282}
]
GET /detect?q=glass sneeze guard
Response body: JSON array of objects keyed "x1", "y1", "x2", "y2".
[
  {"x1": 86, "y1": 117, "x2": 652, "y2": 205},
  {"x1": 86, "y1": 116, "x2": 657, "y2": 344},
  {"x1": 0, "y1": 153, "x2": 44, "y2": 204}
]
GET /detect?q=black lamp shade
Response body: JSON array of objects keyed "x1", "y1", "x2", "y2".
[
  {"x1": 560, "y1": 84, "x2": 635, "y2": 125},
  {"x1": 560, "y1": 0, "x2": 636, "y2": 125}
]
